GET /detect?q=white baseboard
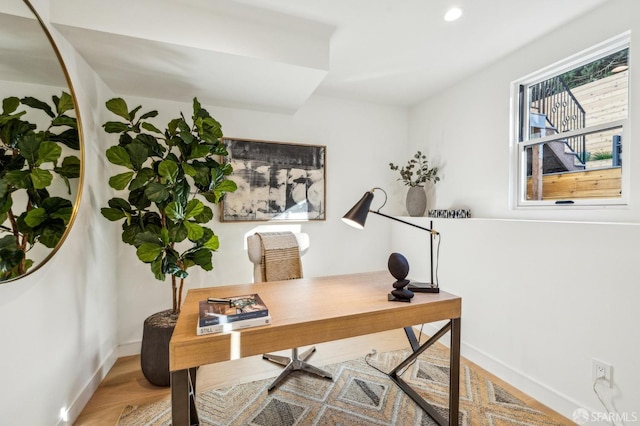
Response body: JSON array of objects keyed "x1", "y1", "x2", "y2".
[
  {"x1": 58, "y1": 348, "x2": 118, "y2": 425},
  {"x1": 117, "y1": 340, "x2": 142, "y2": 358},
  {"x1": 417, "y1": 323, "x2": 590, "y2": 421}
]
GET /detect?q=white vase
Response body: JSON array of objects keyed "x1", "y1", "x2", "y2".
[{"x1": 406, "y1": 186, "x2": 427, "y2": 217}]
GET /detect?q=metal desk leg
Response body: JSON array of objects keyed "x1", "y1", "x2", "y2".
[
  {"x1": 449, "y1": 317, "x2": 461, "y2": 424},
  {"x1": 390, "y1": 319, "x2": 461, "y2": 426},
  {"x1": 171, "y1": 367, "x2": 199, "y2": 426}
]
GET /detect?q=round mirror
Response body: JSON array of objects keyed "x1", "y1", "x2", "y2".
[{"x1": 0, "y1": 0, "x2": 83, "y2": 282}]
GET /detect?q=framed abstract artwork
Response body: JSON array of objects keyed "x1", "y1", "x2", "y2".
[{"x1": 221, "y1": 138, "x2": 326, "y2": 222}]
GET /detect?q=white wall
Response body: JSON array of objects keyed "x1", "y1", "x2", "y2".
[
  {"x1": 403, "y1": 0, "x2": 640, "y2": 421},
  {"x1": 115, "y1": 94, "x2": 407, "y2": 354},
  {"x1": 0, "y1": 1, "x2": 119, "y2": 424},
  {"x1": 1, "y1": 2, "x2": 408, "y2": 423}
]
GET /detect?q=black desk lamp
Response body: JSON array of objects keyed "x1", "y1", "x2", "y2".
[{"x1": 342, "y1": 187, "x2": 440, "y2": 293}]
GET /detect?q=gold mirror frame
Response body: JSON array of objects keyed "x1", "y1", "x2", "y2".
[{"x1": 0, "y1": 0, "x2": 84, "y2": 283}]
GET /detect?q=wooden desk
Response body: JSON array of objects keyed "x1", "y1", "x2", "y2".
[{"x1": 170, "y1": 271, "x2": 461, "y2": 425}]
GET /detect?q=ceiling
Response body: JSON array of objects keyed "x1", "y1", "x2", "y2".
[{"x1": 47, "y1": 0, "x2": 610, "y2": 113}]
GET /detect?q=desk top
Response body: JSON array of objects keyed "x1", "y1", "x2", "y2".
[{"x1": 169, "y1": 270, "x2": 461, "y2": 371}]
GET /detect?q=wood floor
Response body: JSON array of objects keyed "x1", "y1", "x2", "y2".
[{"x1": 74, "y1": 329, "x2": 569, "y2": 425}]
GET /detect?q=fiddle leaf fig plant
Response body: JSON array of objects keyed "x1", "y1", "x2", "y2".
[
  {"x1": 0, "y1": 92, "x2": 80, "y2": 281},
  {"x1": 100, "y1": 98, "x2": 237, "y2": 313}
]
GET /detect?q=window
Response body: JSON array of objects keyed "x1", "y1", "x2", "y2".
[{"x1": 511, "y1": 34, "x2": 629, "y2": 208}]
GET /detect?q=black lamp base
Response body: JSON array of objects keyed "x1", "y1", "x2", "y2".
[
  {"x1": 388, "y1": 293, "x2": 412, "y2": 302},
  {"x1": 407, "y1": 281, "x2": 440, "y2": 293}
]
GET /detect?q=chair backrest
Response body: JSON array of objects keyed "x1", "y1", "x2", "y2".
[{"x1": 247, "y1": 232, "x2": 309, "y2": 282}]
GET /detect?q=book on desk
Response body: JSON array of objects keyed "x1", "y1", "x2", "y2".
[{"x1": 197, "y1": 293, "x2": 271, "y2": 335}]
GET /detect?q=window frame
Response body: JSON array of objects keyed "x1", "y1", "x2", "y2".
[{"x1": 510, "y1": 32, "x2": 630, "y2": 209}]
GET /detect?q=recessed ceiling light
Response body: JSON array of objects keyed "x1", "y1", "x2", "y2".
[{"x1": 444, "y1": 7, "x2": 463, "y2": 22}]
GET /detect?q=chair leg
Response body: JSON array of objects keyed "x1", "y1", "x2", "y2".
[
  {"x1": 262, "y1": 353, "x2": 290, "y2": 367},
  {"x1": 262, "y1": 347, "x2": 333, "y2": 392}
]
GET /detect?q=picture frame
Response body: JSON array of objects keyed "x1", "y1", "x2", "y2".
[{"x1": 221, "y1": 138, "x2": 326, "y2": 222}]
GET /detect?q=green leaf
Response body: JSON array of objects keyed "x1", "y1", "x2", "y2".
[
  {"x1": 167, "y1": 118, "x2": 181, "y2": 135},
  {"x1": 206, "y1": 179, "x2": 238, "y2": 203},
  {"x1": 141, "y1": 122, "x2": 163, "y2": 134},
  {"x1": 164, "y1": 201, "x2": 184, "y2": 222},
  {"x1": 37, "y1": 141, "x2": 62, "y2": 165},
  {"x1": 24, "y1": 207, "x2": 47, "y2": 227},
  {"x1": 129, "y1": 187, "x2": 152, "y2": 210},
  {"x1": 52, "y1": 115, "x2": 77, "y2": 129},
  {"x1": 56, "y1": 92, "x2": 74, "y2": 115},
  {"x1": 101, "y1": 207, "x2": 126, "y2": 221},
  {"x1": 193, "y1": 205, "x2": 213, "y2": 223},
  {"x1": 17, "y1": 133, "x2": 41, "y2": 165},
  {"x1": 133, "y1": 231, "x2": 162, "y2": 247},
  {"x1": 109, "y1": 171, "x2": 135, "y2": 190},
  {"x1": 144, "y1": 182, "x2": 170, "y2": 203},
  {"x1": 21, "y1": 96, "x2": 54, "y2": 118},
  {"x1": 177, "y1": 120, "x2": 194, "y2": 144},
  {"x1": 128, "y1": 105, "x2": 142, "y2": 121},
  {"x1": 54, "y1": 156, "x2": 81, "y2": 179},
  {"x1": 214, "y1": 179, "x2": 238, "y2": 193},
  {"x1": 168, "y1": 222, "x2": 188, "y2": 243},
  {"x1": 30, "y1": 168, "x2": 53, "y2": 189},
  {"x1": 4, "y1": 170, "x2": 31, "y2": 189},
  {"x1": 158, "y1": 160, "x2": 179, "y2": 183},
  {"x1": 0, "y1": 235, "x2": 24, "y2": 274},
  {"x1": 203, "y1": 233, "x2": 219, "y2": 251},
  {"x1": 49, "y1": 128, "x2": 80, "y2": 150},
  {"x1": 193, "y1": 98, "x2": 202, "y2": 116},
  {"x1": 106, "y1": 98, "x2": 131, "y2": 121},
  {"x1": 0, "y1": 196, "x2": 12, "y2": 215},
  {"x1": 139, "y1": 110, "x2": 159, "y2": 120},
  {"x1": 135, "y1": 134, "x2": 165, "y2": 157},
  {"x1": 188, "y1": 144, "x2": 211, "y2": 160},
  {"x1": 220, "y1": 162, "x2": 233, "y2": 176},
  {"x1": 136, "y1": 242, "x2": 163, "y2": 262},
  {"x1": 2, "y1": 97, "x2": 19, "y2": 114},
  {"x1": 129, "y1": 167, "x2": 155, "y2": 191},
  {"x1": 150, "y1": 257, "x2": 165, "y2": 281},
  {"x1": 103, "y1": 121, "x2": 131, "y2": 134},
  {"x1": 160, "y1": 227, "x2": 169, "y2": 245},
  {"x1": 184, "y1": 221, "x2": 204, "y2": 241},
  {"x1": 125, "y1": 141, "x2": 148, "y2": 171},
  {"x1": 38, "y1": 222, "x2": 66, "y2": 248},
  {"x1": 186, "y1": 248, "x2": 213, "y2": 271},
  {"x1": 184, "y1": 199, "x2": 204, "y2": 220},
  {"x1": 108, "y1": 197, "x2": 133, "y2": 212},
  {"x1": 162, "y1": 248, "x2": 182, "y2": 275},
  {"x1": 106, "y1": 146, "x2": 133, "y2": 169},
  {"x1": 42, "y1": 196, "x2": 72, "y2": 213},
  {"x1": 182, "y1": 163, "x2": 196, "y2": 177},
  {"x1": 49, "y1": 206, "x2": 72, "y2": 223}
]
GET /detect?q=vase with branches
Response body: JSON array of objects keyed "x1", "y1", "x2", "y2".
[
  {"x1": 389, "y1": 150, "x2": 439, "y2": 187},
  {"x1": 389, "y1": 150, "x2": 440, "y2": 216}
]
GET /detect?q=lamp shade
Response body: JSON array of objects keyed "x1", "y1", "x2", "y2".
[{"x1": 341, "y1": 191, "x2": 374, "y2": 229}]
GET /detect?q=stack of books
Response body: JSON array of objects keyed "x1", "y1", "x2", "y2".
[{"x1": 197, "y1": 293, "x2": 271, "y2": 335}]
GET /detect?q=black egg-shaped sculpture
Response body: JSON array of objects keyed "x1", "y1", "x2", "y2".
[
  {"x1": 387, "y1": 253, "x2": 413, "y2": 302},
  {"x1": 388, "y1": 252, "x2": 409, "y2": 280}
]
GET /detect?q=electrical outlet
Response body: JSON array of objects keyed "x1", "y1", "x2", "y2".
[{"x1": 592, "y1": 359, "x2": 613, "y2": 387}]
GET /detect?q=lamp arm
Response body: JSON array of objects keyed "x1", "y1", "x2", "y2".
[{"x1": 370, "y1": 210, "x2": 439, "y2": 235}]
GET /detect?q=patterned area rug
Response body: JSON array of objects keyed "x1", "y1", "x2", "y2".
[{"x1": 118, "y1": 346, "x2": 570, "y2": 425}]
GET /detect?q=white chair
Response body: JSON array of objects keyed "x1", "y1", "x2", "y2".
[{"x1": 247, "y1": 232, "x2": 333, "y2": 391}]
